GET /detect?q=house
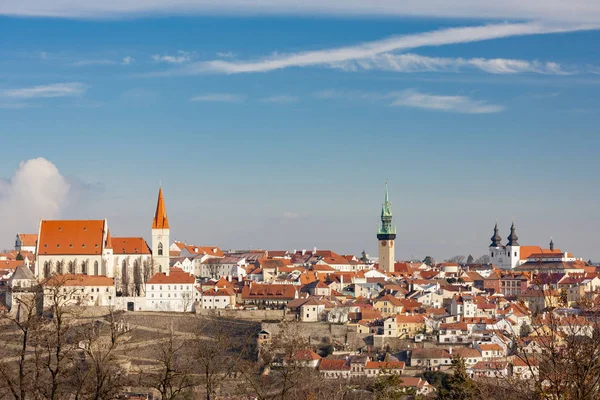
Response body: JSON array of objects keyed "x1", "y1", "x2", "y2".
[
  {"x1": 15, "y1": 234, "x2": 38, "y2": 253},
  {"x1": 399, "y1": 377, "x2": 436, "y2": 396},
  {"x1": 289, "y1": 349, "x2": 322, "y2": 368},
  {"x1": 145, "y1": 267, "x2": 196, "y2": 312},
  {"x1": 475, "y1": 343, "x2": 505, "y2": 360},
  {"x1": 201, "y1": 287, "x2": 236, "y2": 309},
  {"x1": 373, "y1": 294, "x2": 404, "y2": 317},
  {"x1": 241, "y1": 283, "x2": 299, "y2": 308},
  {"x1": 438, "y1": 322, "x2": 469, "y2": 344},
  {"x1": 300, "y1": 298, "x2": 326, "y2": 322},
  {"x1": 409, "y1": 348, "x2": 452, "y2": 369},
  {"x1": 319, "y1": 358, "x2": 351, "y2": 379},
  {"x1": 469, "y1": 361, "x2": 510, "y2": 378},
  {"x1": 364, "y1": 361, "x2": 405, "y2": 376},
  {"x1": 42, "y1": 274, "x2": 115, "y2": 307},
  {"x1": 384, "y1": 314, "x2": 426, "y2": 338},
  {"x1": 6, "y1": 265, "x2": 39, "y2": 312}
]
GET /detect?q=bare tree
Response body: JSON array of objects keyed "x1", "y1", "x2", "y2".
[
  {"x1": 145, "y1": 326, "x2": 196, "y2": 400},
  {"x1": 444, "y1": 255, "x2": 466, "y2": 265}
]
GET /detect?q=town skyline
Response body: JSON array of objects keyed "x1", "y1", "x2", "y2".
[{"x1": 0, "y1": 157, "x2": 593, "y2": 262}]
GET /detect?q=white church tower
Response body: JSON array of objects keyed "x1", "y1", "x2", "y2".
[
  {"x1": 152, "y1": 187, "x2": 170, "y2": 274},
  {"x1": 506, "y1": 221, "x2": 521, "y2": 270}
]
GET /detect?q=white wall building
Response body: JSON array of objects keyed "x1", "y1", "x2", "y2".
[{"x1": 145, "y1": 267, "x2": 196, "y2": 312}]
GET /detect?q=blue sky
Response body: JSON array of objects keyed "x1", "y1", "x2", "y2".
[{"x1": 1, "y1": 2, "x2": 599, "y2": 261}]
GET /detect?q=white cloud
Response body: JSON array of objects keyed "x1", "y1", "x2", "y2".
[
  {"x1": 260, "y1": 95, "x2": 298, "y2": 104},
  {"x1": 122, "y1": 56, "x2": 135, "y2": 65},
  {"x1": 189, "y1": 93, "x2": 245, "y2": 103},
  {"x1": 3, "y1": 0, "x2": 600, "y2": 23},
  {"x1": 332, "y1": 53, "x2": 572, "y2": 75},
  {"x1": 314, "y1": 88, "x2": 504, "y2": 113},
  {"x1": 168, "y1": 22, "x2": 596, "y2": 75},
  {"x1": 0, "y1": 158, "x2": 70, "y2": 249},
  {"x1": 390, "y1": 89, "x2": 504, "y2": 114},
  {"x1": 71, "y1": 59, "x2": 116, "y2": 67},
  {"x1": 1, "y1": 82, "x2": 86, "y2": 98},
  {"x1": 216, "y1": 52, "x2": 234, "y2": 58},
  {"x1": 152, "y1": 51, "x2": 191, "y2": 64}
]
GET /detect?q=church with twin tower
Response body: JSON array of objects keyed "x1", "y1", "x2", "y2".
[{"x1": 377, "y1": 183, "x2": 396, "y2": 273}]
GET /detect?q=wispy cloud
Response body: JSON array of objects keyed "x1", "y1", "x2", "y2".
[
  {"x1": 72, "y1": 56, "x2": 134, "y2": 67},
  {"x1": 390, "y1": 89, "x2": 504, "y2": 114},
  {"x1": 164, "y1": 22, "x2": 596, "y2": 75},
  {"x1": 152, "y1": 51, "x2": 191, "y2": 64},
  {"x1": 2, "y1": 1, "x2": 600, "y2": 23},
  {"x1": 1, "y1": 82, "x2": 87, "y2": 99},
  {"x1": 189, "y1": 93, "x2": 245, "y2": 103},
  {"x1": 315, "y1": 89, "x2": 504, "y2": 114},
  {"x1": 333, "y1": 53, "x2": 571, "y2": 75},
  {"x1": 216, "y1": 51, "x2": 235, "y2": 58},
  {"x1": 260, "y1": 95, "x2": 298, "y2": 104}
]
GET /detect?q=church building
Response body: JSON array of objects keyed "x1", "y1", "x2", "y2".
[{"x1": 34, "y1": 187, "x2": 171, "y2": 296}]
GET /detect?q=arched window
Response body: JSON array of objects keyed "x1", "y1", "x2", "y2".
[
  {"x1": 121, "y1": 260, "x2": 129, "y2": 296},
  {"x1": 69, "y1": 261, "x2": 75, "y2": 274},
  {"x1": 57, "y1": 260, "x2": 63, "y2": 274},
  {"x1": 158, "y1": 243, "x2": 163, "y2": 256},
  {"x1": 94, "y1": 261, "x2": 99, "y2": 275},
  {"x1": 44, "y1": 262, "x2": 51, "y2": 278},
  {"x1": 82, "y1": 261, "x2": 88, "y2": 275}
]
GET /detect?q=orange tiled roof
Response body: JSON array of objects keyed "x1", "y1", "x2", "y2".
[
  {"x1": 152, "y1": 187, "x2": 169, "y2": 229},
  {"x1": 112, "y1": 237, "x2": 151, "y2": 254},
  {"x1": 18, "y1": 234, "x2": 38, "y2": 247},
  {"x1": 519, "y1": 246, "x2": 561, "y2": 260},
  {"x1": 242, "y1": 283, "x2": 297, "y2": 300},
  {"x1": 38, "y1": 220, "x2": 106, "y2": 256},
  {"x1": 0, "y1": 260, "x2": 25, "y2": 270},
  {"x1": 365, "y1": 361, "x2": 405, "y2": 370},
  {"x1": 147, "y1": 267, "x2": 195, "y2": 284},
  {"x1": 43, "y1": 274, "x2": 114, "y2": 287}
]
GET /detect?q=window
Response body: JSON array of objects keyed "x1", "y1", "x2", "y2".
[
  {"x1": 158, "y1": 243, "x2": 163, "y2": 256},
  {"x1": 94, "y1": 261, "x2": 99, "y2": 275}
]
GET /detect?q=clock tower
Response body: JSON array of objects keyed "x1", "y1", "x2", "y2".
[
  {"x1": 152, "y1": 187, "x2": 170, "y2": 274},
  {"x1": 377, "y1": 183, "x2": 396, "y2": 273}
]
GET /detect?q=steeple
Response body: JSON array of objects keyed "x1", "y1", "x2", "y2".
[
  {"x1": 152, "y1": 187, "x2": 170, "y2": 229},
  {"x1": 549, "y1": 237, "x2": 554, "y2": 251},
  {"x1": 507, "y1": 220, "x2": 519, "y2": 246},
  {"x1": 378, "y1": 182, "x2": 396, "y2": 237},
  {"x1": 105, "y1": 229, "x2": 112, "y2": 249},
  {"x1": 490, "y1": 221, "x2": 502, "y2": 247}
]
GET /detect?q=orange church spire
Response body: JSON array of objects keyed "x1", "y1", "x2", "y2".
[
  {"x1": 152, "y1": 187, "x2": 170, "y2": 229},
  {"x1": 105, "y1": 228, "x2": 113, "y2": 249}
]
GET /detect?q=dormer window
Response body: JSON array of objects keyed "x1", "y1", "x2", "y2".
[
  {"x1": 70, "y1": 244, "x2": 73, "y2": 248},
  {"x1": 83, "y1": 227, "x2": 87, "y2": 231},
  {"x1": 82, "y1": 244, "x2": 86, "y2": 248}
]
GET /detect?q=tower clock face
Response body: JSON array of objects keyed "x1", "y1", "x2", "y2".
[
  {"x1": 157, "y1": 235, "x2": 162, "y2": 240},
  {"x1": 389, "y1": 241, "x2": 394, "y2": 248},
  {"x1": 381, "y1": 241, "x2": 387, "y2": 247}
]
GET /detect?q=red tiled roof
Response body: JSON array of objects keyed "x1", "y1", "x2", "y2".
[
  {"x1": 365, "y1": 361, "x2": 405, "y2": 370},
  {"x1": 38, "y1": 220, "x2": 106, "y2": 256},
  {"x1": 241, "y1": 283, "x2": 297, "y2": 300},
  {"x1": 18, "y1": 234, "x2": 38, "y2": 247},
  {"x1": 147, "y1": 267, "x2": 195, "y2": 284},
  {"x1": 318, "y1": 358, "x2": 350, "y2": 371},
  {"x1": 112, "y1": 237, "x2": 151, "y2": 255}
]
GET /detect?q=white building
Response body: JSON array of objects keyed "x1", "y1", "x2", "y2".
[
  {"x1": 42, "y1": 274, "x2": 116, "y2": 307},
  {"x1": 145, "y1": 267, "x2": 196, "y2": 312},
  {"x1": 15, "y1": 234, "x2": 37, "y2": 253},
  {"x1": 200, "y1": 287, "x2": 236, "y2": 309}
]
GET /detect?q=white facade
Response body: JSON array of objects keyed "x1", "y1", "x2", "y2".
[
  {"x1": 152, "y1": 227, "x2": 170, "y2": 274},
  {"x1": 489, "y1": 244, "x2": 520, "y2": 270},
  {"x1": 145, "y1": 282, "x2": 195, "y2": 312}
]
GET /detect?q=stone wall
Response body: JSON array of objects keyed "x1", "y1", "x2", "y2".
[
  {"x1": 195, "y1": 308, "x2": 295, "y2": 322},
  {"x1": 261, "y1": 321, "x2": 371, "y2": 350}
]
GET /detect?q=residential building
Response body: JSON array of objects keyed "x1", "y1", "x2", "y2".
[{"x1": 145, "y1": 267, "x2": 196, "y2": 312}]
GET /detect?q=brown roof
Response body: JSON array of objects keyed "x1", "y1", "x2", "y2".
[
  {"x1": 152, "y1": 187, "x2": 169, "y2": 229},
  {"x1": 38, "y1": 220, "x2": 106, "y2": 255},
  {"x1": 147, "y1": 267, "x2": 195, "y2": 284},
  {"x1": 241, "y1": 283, "x2": 297, "y2": 300},
  {"x1": 43, "y1": 274, "x2": 114, "y2": 287},
  {"x1": 112, "y1": 237, "x2": 151, "y2": 255},
  {"x1": 318, "y1": 358, "x2": 350, "y2": 371},
  {"x1": 365, "y1": 361, "x2": 405, "y2": 370},
  {"x1": 18, "y1": 234, "x2": 38, "y2": 247}
]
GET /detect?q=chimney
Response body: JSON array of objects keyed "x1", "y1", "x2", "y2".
[
  {"x1": 302, "y1": 249, "x2": 306, "y2": 256},
  {"x1": 449, "y1": 346, "x2": 453, "y2": 355}
]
